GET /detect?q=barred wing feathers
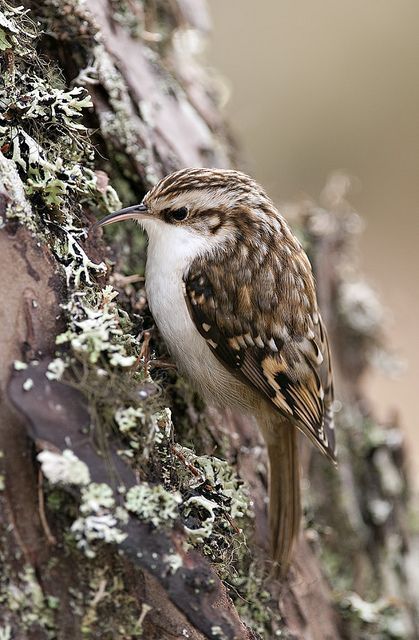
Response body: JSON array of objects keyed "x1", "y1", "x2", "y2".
[{"x1": 184, "y1": 255, "x2": 336, "y2": 462}]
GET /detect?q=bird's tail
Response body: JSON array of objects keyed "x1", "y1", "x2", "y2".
[{"x1": 267, "y1": 425, "x2": 301, "y2": 577}]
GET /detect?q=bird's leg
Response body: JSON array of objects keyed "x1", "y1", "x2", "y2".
[
  {"x1": 149, "y1": 359, "x2": 177, "y2": 371},
  {"x1": 130, "y1": 329, "x2": 152, "y2": 374}
]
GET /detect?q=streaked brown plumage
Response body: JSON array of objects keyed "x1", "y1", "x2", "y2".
[{"x1": 96, "y1": 167, "x2": 336, "y2": 576}]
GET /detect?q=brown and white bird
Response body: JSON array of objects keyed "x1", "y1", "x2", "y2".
[{"x1": 96, "y1": 167, "x2": 336, "y2": 576}]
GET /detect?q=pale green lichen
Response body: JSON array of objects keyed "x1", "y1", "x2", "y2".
[
  {"x1": 74, "y1": 43, "x2": 158, "y2": 186},
  {"x1": 115, "y1": 405, "x2": 173, "y2": 469},
  {"x1": 0, "y1": 2, "x2": 261, "y2": 635},
  {"x1": 22, "y1": 377, "x2": 33, "y2": 391},
  {"x1": 4, "y1": 566, "x2": 56, "y2": 637},
  {"x1": 0, "y1": 154, "x2": 35, "y2": 228},
  {"x1": 0, "y1": 22, "x2": 120, "y2": 213},
  {"x1": 176, "y1": 446, "x2": 249, "y2": 521},
  {"x1": 162, "y1": 553, "x2": 183, "y2": 575},
  {"x1": 56, "y1": 287, "x2": 137, "y2": 367},
  {"x1": 13, "y1": 360, "x2": 28, "y2": 370},
  {"x1": 1, "y1": 87, "x2": 116, "y2": 211},
  {"x1": 108, "y1": 0, "x2": 146, "y2": 40},
  {"x1": 125, "y1": 484, "x2": 182, "y2": 527},
  {"x1": 0, "y1": 4, "x2": 35, "y2": 55},
  {"x1": 116, "y1": 409, "x2": 250, "y2": 547},
  {"x1": 37, "y1": 449, "x2": 91, "y2": 486},
  {"x1": 12, "y1": 80, "x2": 92, "y2": 130},
  {"x1": 183, "y1": 495, "x2": 219, "y2": 542},
  {"x1": 71, "y1": 483, "x2": 128, "y2": 557},
  {"x1": 0, "y1": 4, "x2": 119, "y2": 241},
  {"x1": 71, "y1": 514, "x2": 127, "y2": 556},
  {"x1": 55, "y1": 229, "x2": 108, "y2": 288},
  {"x1": 80, "y1": 483, "x2": 116, "y2": 513},
  {"x1": 115, "y1": 406, "x2": 145, "y2": 433},
  {"x1": 45, "y1": 357, "x2": 66, "y2": 381},
  {"x1": 0, "y1": 625, "x2": 12, "y2": 640},
  {"x1": 228, "y1": 561, "x2": 282, "y2": 638}
]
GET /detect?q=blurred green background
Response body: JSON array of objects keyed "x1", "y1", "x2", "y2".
[{"x1": 208, "y1": 0, "x2": 419, "y2": 479}]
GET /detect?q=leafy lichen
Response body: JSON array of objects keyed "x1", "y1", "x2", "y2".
[
  {"x1": 37, "y1": 449, "x2": 91, "y2": 486},
  {"x1": 71, "y1": 483, "x2": 128, "y2": 558},
  {"x1": 56, "y1": 286, "x2": 137, "y2": 367},
  {"x1": 125, "y1": 483, "x2": 182, "y2": 527},
  {"x1": 0, "y1": 1, "x2": 292, "y2": 637},
  {"x1": 2, "y1": 566, "x2": 56, "y2": 638}
]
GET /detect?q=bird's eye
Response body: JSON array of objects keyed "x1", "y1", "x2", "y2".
[{"x1": 170, "y1": 207, "x2": 189, "y2": 221}]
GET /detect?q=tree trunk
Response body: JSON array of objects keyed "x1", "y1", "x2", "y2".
[{"x1": 0, "y1": 2, "x2": 417, "y2": 639}]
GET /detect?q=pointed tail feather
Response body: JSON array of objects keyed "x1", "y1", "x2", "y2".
[{"x1": 267, "y1": 425, "x2": 301, "y2": 577}]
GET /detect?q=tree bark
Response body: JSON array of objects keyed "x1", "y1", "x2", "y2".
[{"x1": 0, "y1": 2, "x2": 417, "y2": 639}]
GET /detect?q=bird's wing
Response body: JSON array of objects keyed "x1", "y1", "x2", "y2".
[{"x1": 184, "y1": 258, "x2": 336, "y2": 462}]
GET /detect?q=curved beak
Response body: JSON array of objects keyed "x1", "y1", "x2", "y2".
[{"x1": 92, "y1": 203, "x2": 148, "y2": 230}]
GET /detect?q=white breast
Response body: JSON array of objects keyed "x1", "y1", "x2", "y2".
[{"x1": 142, "y1": 219, "x2": 255, "y2": 410}]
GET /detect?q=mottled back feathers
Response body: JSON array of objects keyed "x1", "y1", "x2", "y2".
[{"x1": 183, "y1": 203, "x2": 336, "y2": 461}]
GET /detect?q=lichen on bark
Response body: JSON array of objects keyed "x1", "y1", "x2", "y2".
[
  {"x1": 0, "y1": 1, "x2": 418, "y2": 639},
  {"x1": 0, "y1": 2, "x2": 252, "y2": 638}
]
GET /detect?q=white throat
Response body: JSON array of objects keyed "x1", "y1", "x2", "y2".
[
  {"x1": 141, "y1": 218, "x2": 212, "y2": 277},
  {"x1": 140, "y1": 218, "x2": 212, "y2": 377},
  {"x1": 139, "y1": 218, "x2": 251, "y2": 409}
]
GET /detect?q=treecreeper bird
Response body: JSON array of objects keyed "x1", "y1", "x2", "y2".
[{"x1": 95, "y1": 168, "x2": 336, "y2": 577}]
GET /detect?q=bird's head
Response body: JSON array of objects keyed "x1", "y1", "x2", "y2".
[{"x1": 94, "y1": 168, "x2": 279, "y2": 258}]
